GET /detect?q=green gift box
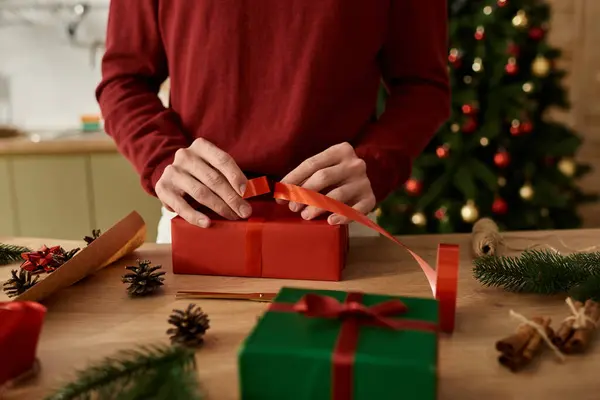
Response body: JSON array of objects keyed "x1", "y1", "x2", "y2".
[{"x1": 238, "y1": 287, "x2": 439, "y2": 400}]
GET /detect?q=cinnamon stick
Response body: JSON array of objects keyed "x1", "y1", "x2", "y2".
[
  {"x1": 552, "y1": 300, "x2": 582, "y2": 348},
  {"x1": 497, "y1": 317, "x2": 553, "y2": 372},
  {"x1": 495, "y1": 319, "x2": 537, "y2": 356},
  {"x1": 563, "y1": 300, "x2": 600, "y2": 354}
]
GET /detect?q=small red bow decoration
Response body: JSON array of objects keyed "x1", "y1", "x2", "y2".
[
  {"x1": 21, "y1": 245, "x2": 62, "y2": 273},
  {"x1": 20, "y1": 245, "x2": 81, "y2": 274},
  {"x1": 291, "y1": 293, "x2": 438, "y2": 332}
]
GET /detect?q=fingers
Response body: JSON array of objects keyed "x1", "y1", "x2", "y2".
[
  {"x1": 184, "y1": 156, "x2": 252, "y2": 219},
  {"x1": 281, "y1": 142, "x2": 353, "y2": 186},
  {"x1": 189, "y1": 138, "x2": 248, "y2": 196},
  {"x1": 170, "y1": 167, "x2": 240, "y2": 220},
  {"x1": 156, "y1": 177, "x2": 211, "y2": 228},
  {"x1": 300, "y1": 178, "x2": 368, "y2": 220},
  {"x1": 288, "y1": 164, "x2": 348, "y2": 212},
  {"x1": 328, "y1": 198, "x2": 376, "y2": 226}
]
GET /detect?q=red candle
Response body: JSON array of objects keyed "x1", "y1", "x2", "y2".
[{"x1": 0, "y1": 301, "x2": 46, "y2": 385}]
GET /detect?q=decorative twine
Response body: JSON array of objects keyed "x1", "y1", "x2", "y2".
[
  {"x1": 471, "y1": 218, "x2": 600, "y2": 258},
  {"x1": 563, "y1": 297, "x2": 597, "y2": 329},
  {"x1": 509, "y1": 310, "x2": 566, "y2": 362}
]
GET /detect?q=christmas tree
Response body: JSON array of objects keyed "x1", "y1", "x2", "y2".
[{"x1": 377, "y1": 0, "x2": 597, "y2": 235}]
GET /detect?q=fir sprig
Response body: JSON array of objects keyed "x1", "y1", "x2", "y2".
[
  {"x1": 44, "y1": 345, "x2": 202, "y2": 400},
  {"x1": 0, "y1": 243, "x2": 32, "y2": 265},
  {"x1": 473, "y1": 250, "x2": 600, "y2": 300}
]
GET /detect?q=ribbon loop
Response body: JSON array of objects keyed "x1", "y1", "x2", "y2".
[{"x1": 291, "y1": 293, "x2": 427, "y2": 331}]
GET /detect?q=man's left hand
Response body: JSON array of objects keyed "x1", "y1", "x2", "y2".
[{"x1": 280, "y1": 142, "x2": 376, "y2": 225}]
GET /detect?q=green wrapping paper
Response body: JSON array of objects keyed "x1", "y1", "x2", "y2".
[{"x1": 238, "y1": 287, "x2": 439, "y2": 400}]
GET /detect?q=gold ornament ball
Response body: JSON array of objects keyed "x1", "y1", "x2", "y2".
[
  {"x1": 374, "y1": 207, "x2": 382, "y2": 218},
  {"x1": 558, "y1": 158, "x2": 576, "y2": 177},
  {"x1": 512, "y1": 10, "x2": 528, "y2": 27},
  {"x1": 411, "y1": 212, "x2": 427, "y2": 227},
  {"x1": 532, "y1": 56, "x2": 551, "y2": 77},
  {"x1": 519, "y1": 183, "x2": 534, "y2": 200},
  {"x1": 480, "y1": 137, "x2": 489, "y2": 146},
  {"x1": 460, "y1": 201, "x2": 479, "y2": 223},
  {"x1": 498, "y1": 177, "x2": 507, "y2": 187},
  {"x1": 451, "y1": 123, "x2": 460, "y2": 133},
  {"x1": 483, "y1": 6, "x2": 493, "y2": 15},
  {"x1": 522, "y1": 82, "x2": 534, "y2": 93}
]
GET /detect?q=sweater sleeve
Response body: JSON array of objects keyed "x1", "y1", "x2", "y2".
[
  {"x1": 96, "y1": 0, "x2": 191, "y2": 196},
  {"x1": 354, "y1": 0, "x2": 451, "y2": 203}
]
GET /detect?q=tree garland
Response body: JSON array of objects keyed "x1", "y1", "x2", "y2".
[{"x1": 473, "y1": 250, "x2": 600, "y2": 301}]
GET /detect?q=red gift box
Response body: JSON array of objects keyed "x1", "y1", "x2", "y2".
[
  {"x1": 172, "y1": 200, "x2": 349, "y2": 281},
  {"x1": 0, "y1": 301, "x2": 46, "y2": 386}
]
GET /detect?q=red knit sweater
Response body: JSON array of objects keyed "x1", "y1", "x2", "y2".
[{"x1": 96, "y1": 0, "x2": 450, "y2": 202}]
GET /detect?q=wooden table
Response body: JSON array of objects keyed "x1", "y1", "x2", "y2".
[{"x1": 1, "y1": 231, "x2": 599, "y2": 400}]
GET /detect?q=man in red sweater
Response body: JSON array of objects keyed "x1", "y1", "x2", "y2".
[{"x1": 96, "y1": 1, "x2": 450, "y2": 242}]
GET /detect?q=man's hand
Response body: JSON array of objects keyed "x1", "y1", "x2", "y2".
[
  {"x1": 280, "y1": 142, "x2": 376, "y2": 225},
  {"x1": 155, "y1": 138, "x2": 251, "y2": 228}
]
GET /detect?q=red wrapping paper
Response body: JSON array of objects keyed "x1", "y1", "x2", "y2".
[
  {"x1": 172, "y1": 200, "x2": 349, "y2": 281},
  {"x1": 0, "y1": 301, "x2": 46, "y2": 385}
]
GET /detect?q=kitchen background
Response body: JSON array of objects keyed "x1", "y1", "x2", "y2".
[{"x1": 1, "y1": 0, "x2": 600, "y2": 241}]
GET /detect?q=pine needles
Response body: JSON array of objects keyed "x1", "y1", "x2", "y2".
[
  {"x1": 473, "y1": 250, "x2": 600, "y2": 301},
  {"x1": 44, "y1": 345, "x2": 202, "y2": 400},
  {"x1": 0, "y1": 243, "x2": 31, "y2": 265}
]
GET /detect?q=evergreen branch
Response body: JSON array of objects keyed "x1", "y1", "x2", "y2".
[
  {"x1": 473, "y1": 250, "x2": 600, "y2": 294},
  {"x1": 0, "y1": 243, "x2": 32, "y2": 265},
  {"x1": 44, "y1": 345, "x2": 201, "y2": 400},
  {"x1": 569, "y1": 274, "x2": 600, "y2": 303}
]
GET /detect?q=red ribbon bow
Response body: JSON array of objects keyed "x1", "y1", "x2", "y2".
[
  {"x1": 270, "y1": 292, "x2": 437, "y2": 400},
  {"x1": 20, "y1": 245, "x2": 62, "y2": 273}
]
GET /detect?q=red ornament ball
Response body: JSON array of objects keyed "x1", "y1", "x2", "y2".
[
  {"x1": 497, "y1": 0, "x2": 507, "y2": 7},
  {"x1": 494, "y1": 151, "x2": 511, "y2": 168},
  {"x1": 529, "y1": 27, "x2": 545, "y2": 40},
  {"x1": 492, "y1": 198, "x2": 508, "y2": 215},
  {"x1": 510, "y1": 124, "x2": 521, "y2": 136},
  {"x1": 505, "y1": 63, "x2": 519, "y2": 75},
  {"x1": 405, "y1": 179, "x2": 423, "y2": 196},
  {"x1": 436, "y1": 145, "x2": 450, "y2": 159},
  {"x1": 434, "y1": 208, "x2": 447, "y2": 220},
  {"x1": 474, "y1": 27, "x2": 485, "y2": 41},
  {"x1": 461, "y1": 104, "x2": 476, "y2": 115},
  {"x1": 462, "y1": 118, "x2": 478, "y2": 134},
  {"x1": 520, "y1": 121, "x2": 533, "y2": 133}
]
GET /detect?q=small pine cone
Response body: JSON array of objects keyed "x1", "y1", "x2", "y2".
[
  {"x1": 51, "y1": 247, "x2": 80, "y2": 269},
  {"x1": 122, "y1": 259, "x2": 166, "y2": 297},
  {"x1": 2, "y1": 269, "x2": 40, "y2": 298},
  {"x1": 167, "y1": 304, "x2": 210, "y2": 347},
  {"x1": 84, "y1": 229, "x2": 102, "y2": 245}
]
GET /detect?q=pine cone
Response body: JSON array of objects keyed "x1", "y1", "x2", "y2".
[
  {"x1": 167, "y1": 304, "x2": 210, "y2": 347},
  {"x1": 84, "y1": 229, "x2": 101, "y2": 245},
  {"x1": 2, "y1": 269, "x2": 40, "y2": 298},
  {"x1": 50, "y1": 247, "x2": 80, "y2": 270},
  {"x1": 122, "y1": 260, "x2": 166, "y2": 296}
]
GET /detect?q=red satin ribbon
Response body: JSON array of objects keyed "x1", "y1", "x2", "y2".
[
  {"x1": 243, "y1": 176, "x2": 459, "y2": 333},
  {"x1": 269, "y1": 293, "x2": 437, "y2": 400}
]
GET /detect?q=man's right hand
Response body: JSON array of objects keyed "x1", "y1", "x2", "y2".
[{"x1": 155, "y1": 138, "x2": 251, "y2": 228}]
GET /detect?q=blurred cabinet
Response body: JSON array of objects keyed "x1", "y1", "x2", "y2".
[
  {"x1": 11, "y1": 155, "x2": 91, "y2": 239},
  {"x1": 90, "y1": 153, "x2": 161, "y2": 240},
  {"x1": 0, "y1": 153, "x2": 161, "y2": 241}
]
